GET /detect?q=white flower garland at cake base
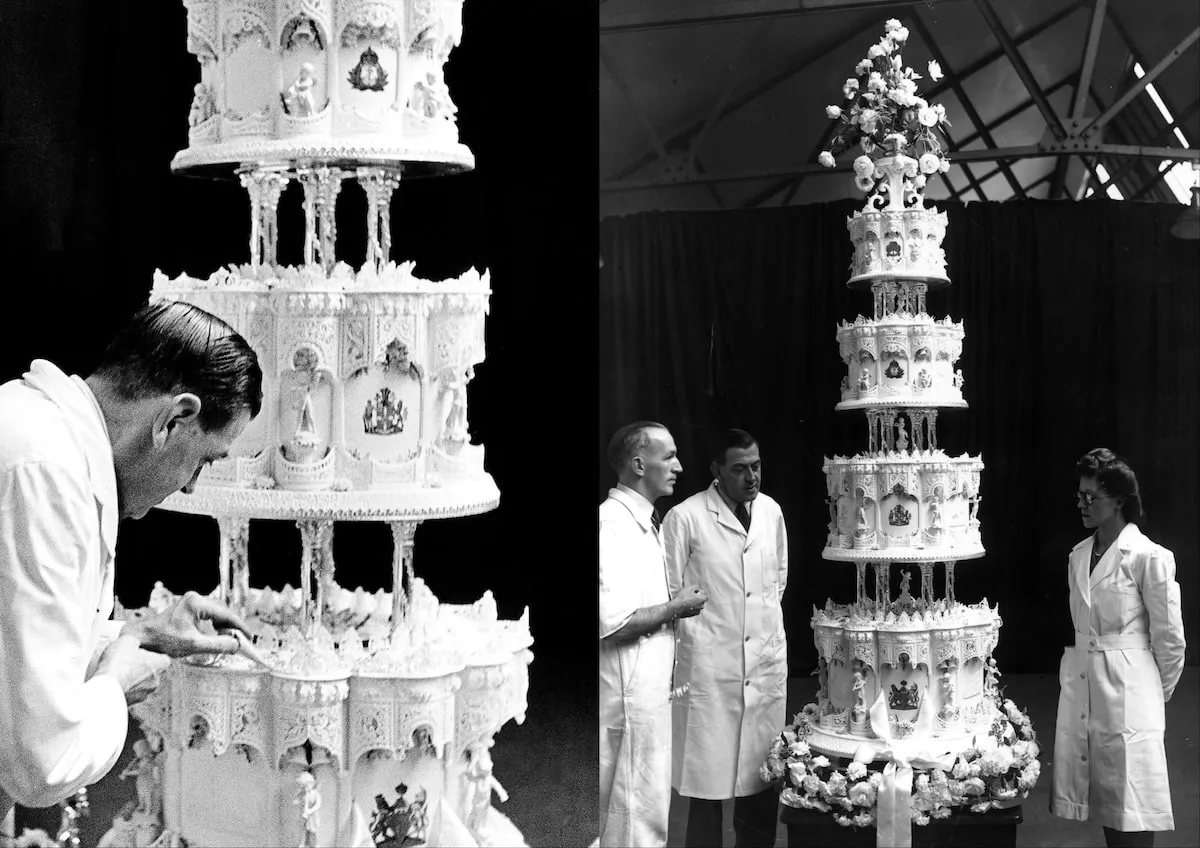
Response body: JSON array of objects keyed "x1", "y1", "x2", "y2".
[{"x1": 761, "y1": 692, "x2": 1040, "y2": 847}]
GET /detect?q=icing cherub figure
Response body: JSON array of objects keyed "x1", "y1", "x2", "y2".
[
  {"x1": 858, "y1": 367, "x2": 872, "y2": 392},
  {"x1": 984, "y1": 657, "x2": 1002, "y2": 697},
  {"x1": 188, "y1": 84, "x2": 215, "y2": 127},
  {"x1": 119, "y1": 739, "x2": 160, "y2": 819},
  {"x1": 851, "y1": 669, "x2": 866, "y2": 712},
  {"x1": 895, "y1": 418, "x2": 909, "y2": 451},
  {"x1": 466, "y1": 744, "x2": 508, "y2": 834},
  {"x1": 295, "y1": 772, "x2": 320, "y2": 848},
  {"x1": 953, "y1": 368, "x2": 965, "y2": 389},
  {"x1": 287, "y1": 62, "x2": 318, "y2": 117},
  {"x1": 897, "y1": 569, "x2": 913, "y2": 604}
]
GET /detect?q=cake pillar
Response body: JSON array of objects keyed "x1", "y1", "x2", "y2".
[
  {"x1": 872, "y1": 562, "x2": 891, "y2": 616},
  {"x1": 297, "y1": 519, "x2": 334, "y2": 635},
  {"x1": 239, "y1": 169, "x2": 288, "y2": 270},
  {"x1": 919, "y1": 562, "x2": 935, "y2": 608},
  {"x1": 217, "y1": 516, "x2": 252, "y2": 612},
  {"x1": 297, "y1": 167, "x2": 344, "y2": 271},
  {"x1": 944, "y1": 560, "x2": 957, "y2": 607},
  {"x1": 357, "y1": 167, "x2": 401, "y2": 270},
  {"x1": 389, "y1": 521, "x2": 421, "y2": 632}
]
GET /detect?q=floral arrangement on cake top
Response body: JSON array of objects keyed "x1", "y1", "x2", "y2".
[
  {"x1": 817, "y1": 19, "x2": 954, "y2": 191},
  {"x1": 760, "y1": 696, "x2": 1041, "y2": 829}
]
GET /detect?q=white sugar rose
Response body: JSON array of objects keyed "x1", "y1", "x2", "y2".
[
  {"x1": 788, "y1": 762, "x2": 808, "y2": 784},
  {"x1": 802, "y1": 774, "x2": 822, "y2": 794},
  {"x1": 852, "y1": 155, "x2": 875, "y2": 178},
  {"x1": 843, "y1": 79, "x2": 860, "y2": 99},
  {"x1": 918, "y1": 106, "x2": 939, "y2": 127},
  {"x1": 919, "y1": 153, "x2": 940, "y2": 174},
  {"x1": 858, "y1": 109, "x2": 879, "y2": 134},
  {"x1": 868, "y1": 772, "x2": 884, "y2": 788},
  {"x1": 939, "y1": 158, "x2": 951, "y2": 173},
  {"x1": 893, "y1": 26, "x2": 910, "y2": 43},
  {"x1": 848, "y1": 780, "x2": 875, "y2": 807},
  {"x1": 811, "y1": 755, "x2": 832, "y2": 769},
  {"x1": 826, "y1": 105, "x2": 843, "y2": 119},
  {"x1": 928, "y1": 60, "x2": 943, "y2": 81},
  {"x1": 951, "y1": 758, "x2": 970, "y2": 780},
  {"x1": 846, "y1": 760, "x2": 868, "y2": 780},
  {"x1": 963, "y1": 777, "x2": 986, "y2": 796},
  {"x1": 885, "y1": 18, "x2": 902, "y2": 31},
  {"x1": 853, "y1": 811, "x2": 875, "y2": 827},
  {"x1": 867, "y1": 72, "x2": 886, "y2": 92},
  {"x1": 818, "y1": 151, "x2": 836, "y2": 168},
  {"x1": 856, "y1": 59, "x2": 873, "y2": 76},
  {"x1": 780, "y1": 787, "x2": 801, "y2": 807},
  {"x1": 868, "y1": 44, "x2": 884, "y2": 59},
  {"x1": 826, "y1": 772, "x2": 848, "y2": 796},
  {"x1": 790, "y1": 740, "x2": 811, "y2": 757}
]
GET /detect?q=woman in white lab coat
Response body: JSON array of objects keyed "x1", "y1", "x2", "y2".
[{"x1": 1050, "y1": 448, "x2": 1186, "y2": 848}]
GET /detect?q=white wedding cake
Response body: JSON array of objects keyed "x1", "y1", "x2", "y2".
[
  {"x1": 108, "y1": 2, "x2": 535, "y2": 846},
  {"x1": 807, "y1": 154, "x2": 999, "y2": 757},
  {"x1": 763, "y1": 22, "x2": 1040, "y2": 839}
]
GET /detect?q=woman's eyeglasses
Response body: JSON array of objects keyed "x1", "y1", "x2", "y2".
[{"x1": 1076, "y1": 491, "x2": 1111, "y2": 507}]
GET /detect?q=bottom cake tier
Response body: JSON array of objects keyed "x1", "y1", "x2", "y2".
[{"x1": 113, "y1": 582, "x2": 533, "y2": 848}]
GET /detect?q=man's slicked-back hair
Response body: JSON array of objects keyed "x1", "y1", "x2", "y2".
[
  {"x1": 91, "y1": 300, "x2": 263, "y2": 431},
  {"x1": 606, "y1": 420, "x2": 668, "y2": 474},
  {"x1": 712, "y1": 428, "x2": 758, "y2": 465}
]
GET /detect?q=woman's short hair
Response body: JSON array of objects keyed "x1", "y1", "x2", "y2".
[
  {"x1": 1076, "y1": 447, "x2": 1143, "y2": 523},
  {"x1": 606, "y1": 421, "x2": 668, "y2": 474},
  {"x1": 91, "y1": 300, "x2": 263, "y2": 431}
]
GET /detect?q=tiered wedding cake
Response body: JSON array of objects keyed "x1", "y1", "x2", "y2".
[
  {"x1": 108, "y1": 2, "x2": 534, "y2": 846},
  {"x1": 763, "y1": 20, "x2": 1039, "y2": 845}
]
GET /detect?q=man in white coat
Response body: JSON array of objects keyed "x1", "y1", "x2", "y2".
[
  {"x1": 663, "y1": 429, "x2": 788, "y2": 847},
  {"x1": 599, "y1": 421, "x2": 708, "y2": 847},
  {"x1": 1051, "y1": 448, "x2": 1186, "y2": 848},
  {"x1": 0, "y1": 301, "x2": 261, "y2": 822}
]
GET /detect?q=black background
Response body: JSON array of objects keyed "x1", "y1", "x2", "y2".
[{"x1": 0, "y1": 0, "x2": 598, "y2": 709}]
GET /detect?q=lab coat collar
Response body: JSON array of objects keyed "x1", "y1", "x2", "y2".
[
  {"x1": 610, "y1": 484, "x2": 656, "y2": 534},
  {"x1": 22, "y1": 360, "x2": 119, "y2": 559},
  {"x1": 1088, "y1": 523, "x2": 1144, "y2": 590},
  {"x1": 705, "y1": 481, "x2": 748, "y2": 538}
]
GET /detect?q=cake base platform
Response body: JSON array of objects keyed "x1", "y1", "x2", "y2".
[
  {"x1": 821, "y1": 545, "x2": 985, "y2": 563},
  {"x1": 781, "y1": 803, "x2": 1022, "y2": 847}
]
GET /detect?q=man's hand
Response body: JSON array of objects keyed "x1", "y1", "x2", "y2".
[
  {"x1": 92, "y1": 635, "x2": 171, "y2": 706},
  {"x1": 671, "y1": 585, "x2": 708, "y2": 619},
  {"x1": 124, "y1": 591, "x2": 251, "y2": 658}
]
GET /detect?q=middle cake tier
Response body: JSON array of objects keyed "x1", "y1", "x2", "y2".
[
  {"x1": 835, "y1": 312, "x2": 966, "y2": 411},
  {"x1": 151, "y1": 261, "x2": 492, "y2": 500},
  {"x1": 823, "y1": 450, "x2": 984, "y2": 562}
]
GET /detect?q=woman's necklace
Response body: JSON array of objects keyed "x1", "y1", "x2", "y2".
[{"x1": 1091, "y1": 533, "x2": 1110, "y2": 571}]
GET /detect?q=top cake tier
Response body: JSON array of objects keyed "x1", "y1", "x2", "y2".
[
  {"x1": 845, "y1": 157, "x2": 949, "y2": 290},
  {"x1": 174, "y1": 0, "x2": 472, "y2": 174}
]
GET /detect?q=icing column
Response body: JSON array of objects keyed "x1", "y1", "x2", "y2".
[
  {"x1": 297, "y1": 166, "x2": 345, "y2": 270},
  {"x1": 217, "y1": 516, "x2": 252, "y2": 611},
  {"x1": 239, "y1": 168, "x2": 288, "y2": 269},
  {"x1": 357, "y1": 167, "x2": 401, "y2": 269},
  {"x1": 297, "y1": 519, "x2": 334, "y2": 635},
  {"x1": 390, "y1": 521, "x2": 421, "y2": 631}
]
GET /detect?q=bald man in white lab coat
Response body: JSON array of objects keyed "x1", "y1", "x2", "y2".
[{"x1": 599, "y1": 421, "x2": 708, "y2": 847}]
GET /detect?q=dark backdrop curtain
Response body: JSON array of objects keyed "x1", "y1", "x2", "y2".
[{"x1": 599, "y1": 198, "x2": 1199, "y2": 675}]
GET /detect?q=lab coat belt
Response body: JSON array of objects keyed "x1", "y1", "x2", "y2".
[{"x1": 1074, "y1": 632, "x2": 1150, "y2": 652}]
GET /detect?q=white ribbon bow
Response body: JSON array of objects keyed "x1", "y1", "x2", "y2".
[{"x1": 852, "y1": 689, "x2": 956, "y2": 848}]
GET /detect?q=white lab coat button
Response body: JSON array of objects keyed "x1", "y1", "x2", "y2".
[
  {"x1": 1079, "y1": 672, "x2": 1086, "y2": 679},
  {"x1": 1081, "y1": 755, "x2": 1087, "y2": 762}
]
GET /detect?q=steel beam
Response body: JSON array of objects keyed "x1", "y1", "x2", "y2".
[
  {"x1": 686, "y1": 21, "x2": 774, "y2": 166},
  {"x1": 601, "y1": 144, "x2": 1199, "y2": 193},
  {"x1": 599, "y1": 0, "x2": 972, "y2": 34},
  {"x1": 1106, "y1": 8, "x2": 1195, "y2": 141},
  {"x1": 1053, "y1": 0, "x2": 1108, "y2": 198},
  {"x1": 912, "y1": 11, "x2": 1025, "y2": 198},
  {"x1": 600, "y1": 41, "x2": 671, "y2": 163},
  {"x1": 1079, "y1": 27, "x2": 1200, "y2": 138},
  {"x1": 1100, "y1": 99, "x2": 1199, "y2": 188},
  {"x1": 974, "y1": 0, "x2": 1070, "y2": 142},
  {"x1": 603, "y1": 13, "x2": 881, "y2": 183}
]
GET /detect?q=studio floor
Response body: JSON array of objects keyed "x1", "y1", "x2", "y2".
[{"x1": 667, "y1": 667, "x2": 1199, "y2": 848}]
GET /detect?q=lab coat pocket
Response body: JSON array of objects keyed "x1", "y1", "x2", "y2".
[{"x1": 1121, "y1": 653, "x2": 1165, "y2": 736}]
